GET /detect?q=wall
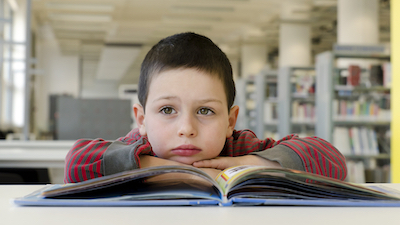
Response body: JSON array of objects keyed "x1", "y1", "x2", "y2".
[{"x1": 34, "y1": 24, "x2": 79, "y2": 133}]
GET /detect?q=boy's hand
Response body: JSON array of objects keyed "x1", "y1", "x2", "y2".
[
  {"x1": 140, "y1": 155, "x2": 185, "y2": 168},
  {"x1": 192, "y1": 155, "x2": 282, "y2": 170},
  {"x1": 139, "y1": 155, "x2": 222, "y2": 179}
]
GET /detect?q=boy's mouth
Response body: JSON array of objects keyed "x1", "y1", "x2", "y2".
[{"x1": 172, "y1": 145, "x2": 201, "y2": 156}]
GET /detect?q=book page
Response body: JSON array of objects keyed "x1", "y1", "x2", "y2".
[
  {"x1": 42, "y1": 165, "x2": 221, "y2": 198},
  {"x1": 216, "y1": 165, "x2": 267, "y2": 193}
]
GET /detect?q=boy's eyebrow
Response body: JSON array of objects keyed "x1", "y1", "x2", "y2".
[
  {"x1": 153, "y1": 95, "x2": 176, "y2": 102},
  {"x1": 197, "y1": 98, "x2": 223, "y2": 104}
]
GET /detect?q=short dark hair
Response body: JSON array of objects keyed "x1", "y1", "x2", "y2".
[{"x1": 138, "y1": 32, "x2": 235, "y2": 112}]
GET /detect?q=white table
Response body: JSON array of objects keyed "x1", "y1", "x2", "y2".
[
  {"x1": 0, "y1": 141, "x2": 74, "y2": 183},
  {"x1": 0, "y1": 141, "x2": 73, "y2": 168},
  {"x1": 2, "y1": 184, "x2": 400, "y2": 225}
]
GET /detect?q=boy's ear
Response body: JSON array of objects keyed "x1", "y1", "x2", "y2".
[
  {"x1": 226, "y1": 105, "x2": 239, "y2": 138},
  {"x1": 133, "y1": 103, "x2": 147, "y2": 136}
]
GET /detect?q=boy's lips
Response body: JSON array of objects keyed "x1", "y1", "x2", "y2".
[{"x1": 171, "y1": 145, "x2": 201, "y2": 156}]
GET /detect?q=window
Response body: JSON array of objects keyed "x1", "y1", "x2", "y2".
[{"x1": 0, "y1": 0, "x2": 27, "y2": 130}]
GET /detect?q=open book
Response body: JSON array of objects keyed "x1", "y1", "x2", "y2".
[{"x1": 14, "y1": 165, "x2": 400, "y2": 207}]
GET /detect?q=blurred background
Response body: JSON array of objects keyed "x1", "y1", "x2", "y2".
[{"x1": 0, "y1": 0, "x2": 396, "y2": 184}]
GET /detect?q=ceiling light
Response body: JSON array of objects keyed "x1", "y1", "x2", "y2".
[
  {"x1": 163, "y1": 15, "x2": 222, "y2": 22},
  {"x1": 157, "y1": 24, "x2": 212, "y2": 31},
  {"x1": 172, "y1": 5, "x2": 234, "y2": 12},
  {"x1": 313, "y1": 0, "x2": 337, "y2": 6},
  {"x1": 46, "y1": 3, "x2": 114, "y2": 12},
  {"x1": 49, "y1": 13, "x2": 112, "y2": 22},
  {"x1": 52, "y1": 23, "x2": 109, "y2": 32},
  {"x1": 177, "y1": 0, "x2": 249, "y2": 2}
]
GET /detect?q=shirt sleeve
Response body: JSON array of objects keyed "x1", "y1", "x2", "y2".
[
  {"x1": 226, "y1": 130, "x2": 347, "y2": 181},
  {"x1": 64, "y1": 138, "x2": 111, "y2": 183},
  {"x1": 252, "y1": 134, "x2": 348, "y2": 180},
  {"x1": 64, "y1": 128, "x2": 153, "y2": 183}
]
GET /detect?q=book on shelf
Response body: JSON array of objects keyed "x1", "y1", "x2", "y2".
[
  {"x1": 370, "y1": 64, "x2": 384, "y2": 86},
  {"x1": 264, "y1": 101, "x2": 278, "y2": 124},
  {"x1": 292, "y1": 72, "x2": 315, "y2": 95},
  {"x1": 13, "y1": 165, "x2": 400, "y2": 207},
  {"x1": 347, "y1": 65, "x2": 361, "y2": 86},
  {"x1": 333, "y1": 99, "x2": 390, "y2": 122},
  {"x1": 333, "y1": 126, "x2": 379, "y2": 156},
  {"x1": 333, "y1": 127, "x2": 352, "y2": 155},
  {"x1": 347, "y1": 162, "x2": 390, "y2": 183},
  {"x1": 365, "y1": 166, "x2": 390, "y2": 183},
  {"x1": 346, "y1": 161, "x2": 366, "y2": 183},
  {"x1": 382, "y1": 62, "x2": 391, "y2": 88},
  {"x1": 291, "y1": 101, "x2": 315, "y2": 123}
]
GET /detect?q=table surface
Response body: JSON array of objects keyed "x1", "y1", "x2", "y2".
[{"x1": 2, "y1": 184, "x2": 400, "y2": 225}]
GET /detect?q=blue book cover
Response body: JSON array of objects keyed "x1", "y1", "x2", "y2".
[{"x1": 13, "y1": 165, "x2": 400, "y2": 207}]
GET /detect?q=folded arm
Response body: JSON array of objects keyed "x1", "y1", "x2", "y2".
[{"x1": 194, "y1": 130, "x2": 347, "y2": 181}]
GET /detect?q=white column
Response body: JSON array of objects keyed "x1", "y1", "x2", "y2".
[
  {"x1": 278, "y1": 0, "x2": 311, "y2": 67},
  {"x1": 338, "y1": 0, "x2": 379, "y2": 45},
  {"x1": 279, "y1": 23, "x2": 311, "y2": 67},
  {"x1": 337, "y1": 0, "x2": 379, "y2": 67},
  {"x1": 240, "y1": 43, "x2": 267, "y2": 78}
]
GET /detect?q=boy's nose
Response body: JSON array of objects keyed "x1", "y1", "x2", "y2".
[{"x1": 177, "y1": 115, "x2": 197, "y2": 137}]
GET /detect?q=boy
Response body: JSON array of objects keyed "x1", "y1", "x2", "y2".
[{"x1": 64, "y1": 32, "x2": 347, "y2": 183}]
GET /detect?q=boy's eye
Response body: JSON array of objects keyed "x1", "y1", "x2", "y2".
[
  {"x1": 160, "y1": 107, "x2": 175, "y2": 114},
  {"x1": 198, "y1": 108, "x2": 214, "y2": 115}
]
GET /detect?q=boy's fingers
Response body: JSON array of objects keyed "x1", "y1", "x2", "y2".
[
  {"x1": 193, "y1": 158, "x2": 227, "y2": 170},
  {"x1": 192, "y1": 160, "x2": 209, "y2": 167}
]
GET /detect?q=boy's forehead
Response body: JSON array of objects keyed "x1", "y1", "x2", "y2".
[
  {"x1": 150, "y1": 68, "x2": 223, "y2": 84},
  {"x1": 148, "y1": 68, "x2": 227, "y2": 97}
]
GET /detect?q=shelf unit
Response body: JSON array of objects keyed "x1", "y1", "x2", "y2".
[
  {"x1": 315, "y1": 44, "x2": 391, "y2": 183},
  {"x1": 245, "y1": 67, "x2": 316, "y2": 139},
  {"x1": 235, "y1": 75, "x2": 255, "y2": 132},
  {"x1": 235, "y1": 70, "x2": 279, "y2": 138},
  {"x1": 277, "y1": 66, "x2": 316, "y2": 138},
  {"x1": 253, "y1": 70, "x2": 278, "y2": 139}
]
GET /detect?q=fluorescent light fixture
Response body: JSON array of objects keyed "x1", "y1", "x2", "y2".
[
  {"x1": 313, "y1": 0, "x2": 337, "y2": 6},
  {"x1": 177, "y1": 0, "x2": 248, "y2": 2},
  {"x1": 55, "y1": 32, "x2": 105, "y2": 40},
  {"x1": 52, "y1": 23, "x2": 109, "y2": 31},
  {"x1": 49, "y1": 13, "x2": 112, "y2": 22},
  {"x1": 163, "y1": 15, "x2": 222, "y2": 22},
  {"x1": 6, "y1": 0, "x2": 18, "y2": 11},
  {"x1": 172, "y1": 5, "x2": 234, "y2": 12},
  {"x1": 46, "y1": 2, "x2": 114, "y2": 12},
  {"x1": 157, "y1": 24, "x2": 212, "y2": 31}
]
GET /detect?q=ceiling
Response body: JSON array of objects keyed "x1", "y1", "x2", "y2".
[{"x1": 31, "y1": 0, "x2": 391, "y2": 87}]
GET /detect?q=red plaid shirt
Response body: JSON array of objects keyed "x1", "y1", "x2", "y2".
[{"x1": 64, "y1": 128, "x2": 347, "y2": 183}]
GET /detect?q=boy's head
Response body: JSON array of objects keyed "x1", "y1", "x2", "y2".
[
  {"x1": 133, "y1": 32, "x2": 240, "y2": 165},
  {"x1": 138, "y1": 32, "x2": 235, "y2": 111}
]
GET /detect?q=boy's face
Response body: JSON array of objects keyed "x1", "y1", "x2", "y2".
[{"x1": 134, "y1": 68, "x2": 239, "y2": 165}]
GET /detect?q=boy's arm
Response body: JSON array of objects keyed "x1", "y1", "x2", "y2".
[
  {"x1": 194, "y1": 130, "x2": 347, "y2": 180},
  {"x1": 252, "y1": 135, "x2": 347, "y2": 180},
  {"x1": 64, "y1": 138, "x2": 111, "y2": 183},
  {"x1": 64, "y1": 137, "x2": 152, "y2": 183},
  {"x1": 64, "y1": 128, "x2": 153, "y2": 183}
]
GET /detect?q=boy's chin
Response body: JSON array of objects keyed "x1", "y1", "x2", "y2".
[{"x1": 171, "y1": 157, "x2": 198, "y2": 166}]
